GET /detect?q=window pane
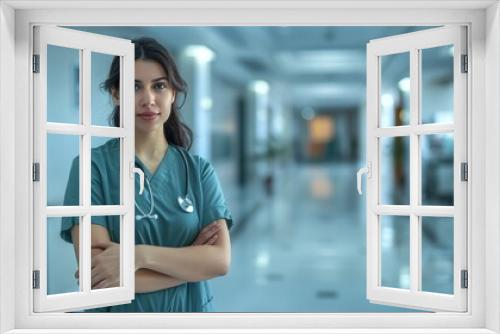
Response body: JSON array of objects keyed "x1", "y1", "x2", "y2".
[
  {"x1": 421, "y1": 217, "x2": 454, "y2": 294},
  {"x1": 421, "y1": 45, "x2": 454, "y2": 124},
  {"x1": 380, "y1": 136, "x2": 410, "y2": 205},
  {"x1": 47, "y1": 45, "x2": 80, "y2": 124},
  {"x1": 48, "y1": 134, "x2": 81, "y2": 206},
  {"x1": 91, "y1": 137, "x2": 121, "y2": 206},
  {"x1": 421, "y1": 133, "x2": 454, "y2": 206},
  {"x1": 48, "y1": 217, "x2": 80, "y2": 295},
  {"x1": 380, "y1": 52, "x2": 410, "y2": 127},
  {"x1": 91, "y1": 216, "x2": 121, "y2": 291},
  {"x1": 380, "y1": 215, "x2": 410, "y2": 289},
  {"x1": 91, "y1": 52, "x2": 118, "y2": 127}
]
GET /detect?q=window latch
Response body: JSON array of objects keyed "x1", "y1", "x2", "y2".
[
  {"x1": 130, "y1": 162, "x2": 144, "y2": 195},
  {"x1": 357, "y1": 162, "x2": 371, "y2": 195}
]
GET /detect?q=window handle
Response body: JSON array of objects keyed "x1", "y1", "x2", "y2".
[
  {"x1": 357, "y1": 162, "x2": 371, "y2": 195},
  {"x1": 130, "y1": 162, "x2": 145, "y2": 195}
]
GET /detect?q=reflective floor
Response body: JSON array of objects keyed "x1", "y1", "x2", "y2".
[{"x1": 211, "y1": 162, "x2": 450, "y2": 312}]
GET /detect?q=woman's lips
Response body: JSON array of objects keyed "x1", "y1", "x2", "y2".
[{"x1": 137, "y1": 112, "x2": 159, "y2": 121}]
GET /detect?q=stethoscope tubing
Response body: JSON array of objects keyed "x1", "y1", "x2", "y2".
[
  {"x1": 176, "y1": 146, "x2": 194, "y2": 213},
  {"x1": 135, "y1": 145, "x2": 194, "y2": 221}
]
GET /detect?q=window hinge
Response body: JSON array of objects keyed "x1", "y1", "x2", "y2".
[
  {"x1": 33, "y1": 54, "x2": 40, "y2": 73},
  {"x1": 461, "y1": 269, "x2": 468, "y2": 289},
  {"x1": 461, "y1": 162, "x2": 468, "y2": 182},
  {"x1": 33, "y1": 270, "x2": 40, "y2": 289},
  {"x1": 461, "y1": 54, "x2": 468, "y2": 73},
  {"x1": 33, "y1": 163, "x2": 40, "y2": 182}
]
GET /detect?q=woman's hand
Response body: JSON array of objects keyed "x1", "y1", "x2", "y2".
[
  {"x1": 90, "y1": 241, "x2": 121, "y2": 289},
  {"x1": 191, "y1": 221, "x2": 222, "y2": 246},
  {"x1": 73, "y1": 247, "x2": 108, "y2": 282}
]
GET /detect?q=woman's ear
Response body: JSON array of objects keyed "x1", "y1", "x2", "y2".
[
  {"x1": 171, "y1": 90, "x2": 176, "y2": 104},
  {"x1": 111, "y1": 88, "x2": 120, "y2": 106}
]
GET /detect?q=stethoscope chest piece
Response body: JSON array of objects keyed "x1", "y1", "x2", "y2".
[
  {"x1": 136, "y1": 213, "x2": 158, "y2": 221},
  {"x1": 178, "y1": 195, "x2": 194, "y2": 213}
]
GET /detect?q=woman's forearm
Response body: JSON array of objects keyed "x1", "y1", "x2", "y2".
[
  {"x1": 135, "y1": 268, "x2": 185, "y2": 293},
  {"x1": 136, "y1": 244, "x2": 229, "y2": 282},
  {"x1": 91, "y1": 246, "x2": 185, "y2": 293}
]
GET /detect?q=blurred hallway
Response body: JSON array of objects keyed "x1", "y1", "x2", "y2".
[
  {"x1": 44, "y1": 26, "x2": 455, "y2": 313},
  {"x1": 212, "y1": 162, "x2": 417, "y2": 312}
]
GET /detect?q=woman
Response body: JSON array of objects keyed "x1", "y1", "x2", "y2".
[{"x1": 61, "y1": 37, "x2": 233, "y2": 312}]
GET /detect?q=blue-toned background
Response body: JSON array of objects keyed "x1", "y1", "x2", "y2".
[{"x1": 46, "y1": 26, "x2": 454, "y2": 312}]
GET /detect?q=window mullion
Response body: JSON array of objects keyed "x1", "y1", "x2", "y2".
[
  {"x1": 80, "y1": 48, "x2": 92, "y2": 294},
  {"x1": 376, "y1": 205, "x2": 454, "y2": 216},
  {"x1": 46, "y1": 123, "x2": 127, "y2": 137},
  {"x1": 409, "y1": 47, "x2": 420, "y2": 293},
  {"x1": 121, "y1": 47, "x2": 136, "y2": 298},
  {"x1": 365, "y1": 47, "x2": 379, "y2": 295},
  {"x1": 375, "y1": 124, "x2": 454, "y2": 137},
  {"x1": 46, "y1": 205, "x2": 126, "y2": 217}
]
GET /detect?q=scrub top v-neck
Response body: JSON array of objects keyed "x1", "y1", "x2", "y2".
[
  {"x1": 135, "y1": 144, "x2": 170, "y2": 183},
  {"x1": 60, "y1": 138, "x2": 233, "y2": 312}
]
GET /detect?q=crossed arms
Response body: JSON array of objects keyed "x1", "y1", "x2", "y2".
[{"x1": 70, "y1": 219, "x2": 231, "y2": 293}]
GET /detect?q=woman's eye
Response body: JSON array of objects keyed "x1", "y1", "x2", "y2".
[
  {"x1": 134, "y1": 84, "x2": 141, "y2": 92},
  {"x1": 154, "y1": 82, "x2": 167, "y2": 90}
]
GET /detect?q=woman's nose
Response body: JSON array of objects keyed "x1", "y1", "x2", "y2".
[{"x1": 140, "y1": 87, "x2": 155, "y2": 106}]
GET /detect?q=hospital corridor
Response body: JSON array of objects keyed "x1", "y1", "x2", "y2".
[{"x1": 211, "y1": 162, "x2": 375, "y2": 312}]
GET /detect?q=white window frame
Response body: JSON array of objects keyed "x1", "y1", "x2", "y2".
[
  {"x1": 365, "y1": 26, "x2": 468, "y2": 312},
  {"x1": 32, "y1": 26, "x2": 136, "y2": 312},
  {"x1": 0, "y1": 1, "x2": 498, "y2": 333}
]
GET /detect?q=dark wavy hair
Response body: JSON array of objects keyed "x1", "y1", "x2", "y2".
[{"x1": 102, "y1": 37, "x2": 192, "y2": 149}]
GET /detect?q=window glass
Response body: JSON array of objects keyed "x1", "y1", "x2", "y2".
[
  {"x1": 47, "y1": 45, "x2": 80, "y2": 124},
  {"x1": 380, "y1": 136, "x2": 410, "y2": 205},
  {"x1": 421, "y1": 217, "x2": 454, "y2": 294},
  {"x1": 421, "y1": 133, "x2": 454, "y2": 206},
  {"x1": 91, "y1": 52, "x2": 118, "y2": 127},
  {"x1": 48, "y1": 134, "x2": 81, "y2": 206},
  {"x1": 421, "y1": 45, "x2": 454, "y2": 124},
  {"x1": 47, "y1": 217, "x2": 80, "y2": 295},
  {"x1": 380, "y1": 52, "x2": 410, "y2": 127},
  {"x1": 380, "y1": 215, "x2": 410, "y2": 289},
  {"x1": 90, "y1": 216, "x2": 121, "y2": 291},
  {"x1": 91, "y1": 137, "x2": 121, "y2": 206}
]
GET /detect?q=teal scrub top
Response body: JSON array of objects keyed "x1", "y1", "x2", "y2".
[{"x1": 60, "y1": 138, "x2": 233, "y2": 312}]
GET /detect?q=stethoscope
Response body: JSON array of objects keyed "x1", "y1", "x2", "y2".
[{"x1": 133, "y1": 146, "x2": 194, "y2": 221}]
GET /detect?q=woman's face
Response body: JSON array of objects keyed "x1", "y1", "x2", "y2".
[{"x1": 133, "y1": 59, "x2": 176, "y2": 134}]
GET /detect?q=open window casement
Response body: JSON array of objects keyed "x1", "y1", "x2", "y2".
[
  {"x1": 359, "y1": 26, "x2": 467, "y2": 312},
  {"x1": 33, "y1": 26, "x2": 137, "y2": 312}
]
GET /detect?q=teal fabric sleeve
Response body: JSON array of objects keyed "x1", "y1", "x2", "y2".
[
  {"x1": 60, "y1": 157, "x2": 108, "y2": 243},
  {"x1": 199, "y1": 157, "x2": 234, "y2": 230}
]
